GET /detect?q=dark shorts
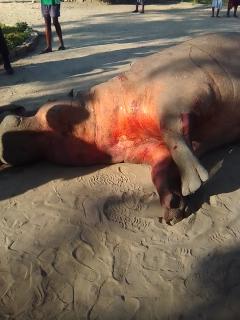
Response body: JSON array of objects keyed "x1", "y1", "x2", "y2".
[
  {"x1": 228, "y1": 0, "x2": 240, "y2": 7},
  {"x1": 41, "y1": 4, "x2": 61, "y2": 18}
]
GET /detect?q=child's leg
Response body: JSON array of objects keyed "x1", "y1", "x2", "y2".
[
  {"x1": 132, "y1": 3, "x2": 139, "y2": 12},
  {"x1": 140, "y1": 0, "x2": 145, "y2": 13},
  {"x1": 53, "y1": 17, "x2": 65, "y2": 49},
  {"x1": 227, "y1": 0, "x2": 232, "y2": 15},
  {"x1": 42, "y1": 15, "x2": 52, "y2": 53},
  {"x1": 233, "y1": 5, "x2": 238, "y2": 16}
]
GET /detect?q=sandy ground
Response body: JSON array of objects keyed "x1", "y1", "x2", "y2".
[{"x1": 0, "y1": 1, "x2": 240, "y2": 319}]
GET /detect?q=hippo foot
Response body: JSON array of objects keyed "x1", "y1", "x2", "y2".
[
  {"x1": 181, "y1": 159, "x2": 209, "y2": 196},
  {"x1": 163, "y1": 207, "x2": 186, "y2": 225},
  {"x1": 168, "y1": 137, "x2": 209, "y2": 196}
]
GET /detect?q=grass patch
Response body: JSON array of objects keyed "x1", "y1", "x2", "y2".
[{"x1": 0, "y1": 22, "x2": 32, "y2": 50}]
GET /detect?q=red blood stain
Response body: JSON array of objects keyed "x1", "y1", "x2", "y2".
[
  {"x1": 112, "y1": 115, "x2": 161, "y2": 142},
  {"x1": 117, "y1": 73, "x2": 128, "y2": 82}
]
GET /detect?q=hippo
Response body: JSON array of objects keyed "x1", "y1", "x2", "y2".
[{"x1": 1, "y1": 32, "x2": 240, "y2": 223}]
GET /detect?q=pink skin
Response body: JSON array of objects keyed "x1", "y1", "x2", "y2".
[
  {"x1": 3, "y1": 33, "x2": 240, "y2": 223},
  {"x1": 7, "y1": 99, "x2": 187, "y2": 223},
  {"x1": 0, "y1": 96, "x2": 186, "y2": 223}
]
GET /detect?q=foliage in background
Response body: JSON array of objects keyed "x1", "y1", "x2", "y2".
[{"x1": 0, "y1": 22, "x2": 32, "y2": 50}]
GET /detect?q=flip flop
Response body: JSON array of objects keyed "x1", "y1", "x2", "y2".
[
  {"x1": 58, "y1": 46, "x2": 65, "y2": 51},
  {"x1": 40, "y1": 48, "x2": 52, "y2": 54}
]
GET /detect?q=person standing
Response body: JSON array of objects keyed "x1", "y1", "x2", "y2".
[
  {"x1": 132, "y1": 0, "x2": 145, "y2": 14},
  {"x1": 227, "y1": 0, "x2": 239, "y2": 17},
  {"x1": 0, "y1": 27, "x2": 14, "y2": 75},
  {"x1": 211, "y1": 0, "x2": 222, "y2": 17},
  {"x1": 40, "y1": 0, "x2": 65, "y2": 54}
]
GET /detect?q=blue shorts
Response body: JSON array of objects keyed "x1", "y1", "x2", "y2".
[{"x1": 41, "y1": 4, "x2": 61, "y2": 18}]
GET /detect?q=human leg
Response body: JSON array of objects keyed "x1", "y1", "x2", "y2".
[
  {"x1": 41, "y1": 13, "x2": 52, "y2": 53},
  {"x1": 233, "y1": 5, "x2": 238, "y2": 16},
  {"x1": 132, "y1": 2, "x2": 139, "y2": 13},
  {"x1": 140, "y1": 0, "x2": 145, "y2": 13},
  {"x1": 52, "y1": 17, "x2": 65, "y2": 50},
  {"x1": 227, "y1": 0, "x2": 233, "y2": 15},
  {"x1": 0, "y1": 28, "x2": 14, "y2": 74}
]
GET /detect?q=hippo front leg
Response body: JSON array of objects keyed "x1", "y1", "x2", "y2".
[
  {"x1": 125, "y1": 142, "x2": 185, "y2": 223},
  {"x1": 151, "y1": 159, "x2": 186, "y2": 223},
  {"x1": 161, "y1": 111, "x2": 208, "y2": 197}
]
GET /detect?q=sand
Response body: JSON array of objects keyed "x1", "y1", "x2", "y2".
[{"x1": 0, "y1": 1, "x2": 240, "y2": 319}]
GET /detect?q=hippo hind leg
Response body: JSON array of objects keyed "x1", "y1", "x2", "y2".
[
  {"x1": 0, "y1": 114, "x2": 42, "y2": 165},
  {"x1": 168, "y1": 135, "x2": 208, "y2": 196},
  {"x1": 161, "y1": 112, "x2": 209, "y2": 196}
]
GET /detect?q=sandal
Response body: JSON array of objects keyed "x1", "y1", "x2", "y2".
[
  {"x1": 58, "y1": 45, "x2": 65, "y2": 51},
  {"x1": 40, "y1": 48, "x2": 52, "y2": 54}
]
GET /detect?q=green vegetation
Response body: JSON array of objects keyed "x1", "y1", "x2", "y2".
[{"x1": 0, "y1": 22, "x2": 32, "y2": 50}]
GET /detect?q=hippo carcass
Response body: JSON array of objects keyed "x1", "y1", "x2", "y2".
[{"x1": 1, "y1": 32, "x2": 240, "y2": 222}]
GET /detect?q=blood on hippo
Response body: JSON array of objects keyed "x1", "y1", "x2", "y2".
[{"x1": 1, "y1": 32, "x2": 240, "y2": 223}]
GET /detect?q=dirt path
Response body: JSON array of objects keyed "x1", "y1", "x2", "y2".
[{"x1": 0, "y1": 2, "x2": 240, "y2": 319}]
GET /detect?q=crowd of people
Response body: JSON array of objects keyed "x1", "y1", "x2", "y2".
[
  {"x1": 211, "y1": 0, "x2": 240, "y2": 17},
  {"x1": 0, "y1": 0, "x2": 239, "y2": 75}
]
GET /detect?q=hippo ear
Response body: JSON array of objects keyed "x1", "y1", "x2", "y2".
[{"x1": 68, "y1": 89, "x2": 74, "y2": 98}]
